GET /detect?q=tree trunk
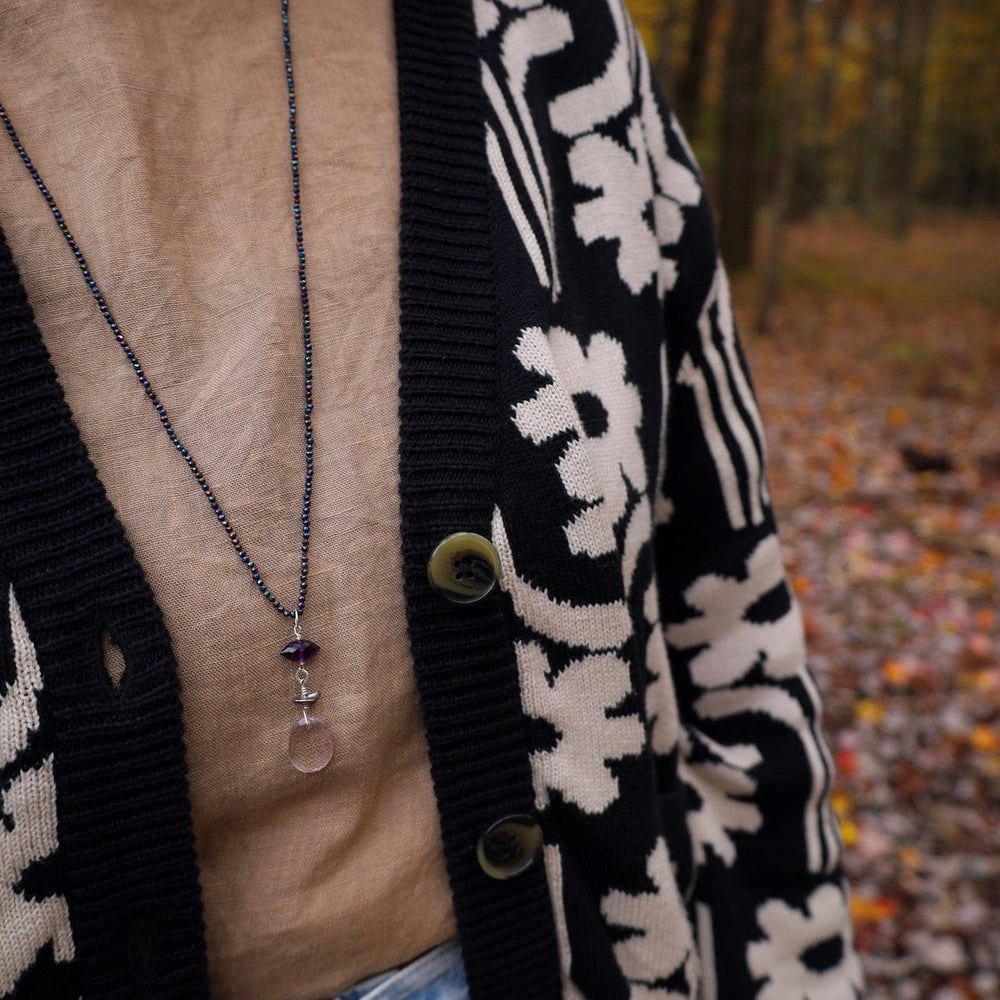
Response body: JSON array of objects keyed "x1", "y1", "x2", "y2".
[
  {"x1": 854, "y1": 3, "x2": 895, "y2": 219},
  {"x1": 795, "y1": 0, "x2": 851, "y2": 216},
  {"x1": 717, "y1": 0, "x2": 770, "y2": 270},
  {"x1": 890, "y1": 0, "x2": 935, "y2": 237},
  {"x1": 673, "y1": 0, "x2": 719, "y2": 139},
  {"x1": 757, "y1": 0, "x2": 809, "y2": 333},
  {"x1": 653, "y1": 0, "x2": 678, "y2": 102}
]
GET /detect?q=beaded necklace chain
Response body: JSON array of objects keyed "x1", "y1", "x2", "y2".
[{"x1": 0, "y1": 0, "x2": 334, "y2": 773}]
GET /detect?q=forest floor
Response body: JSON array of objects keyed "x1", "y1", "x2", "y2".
[{"x1": 735, "y1": 214, "x2": 1000, "y2": 1000}]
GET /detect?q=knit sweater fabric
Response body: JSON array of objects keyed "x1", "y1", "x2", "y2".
[{"x1": 0, "y1": 1, "x2": 862, "y2": 998}]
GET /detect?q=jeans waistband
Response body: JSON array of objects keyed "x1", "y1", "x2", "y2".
[{"x1": 335, "y1": 937, "x2": 465, "y2": 1000}]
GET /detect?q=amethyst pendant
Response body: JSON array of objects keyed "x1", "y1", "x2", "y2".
[{"x1": 280, "y1": 638, "x2": 320, "y2": 663}]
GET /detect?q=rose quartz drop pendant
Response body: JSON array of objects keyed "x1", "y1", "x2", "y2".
[
  {"x1": 281, "y1": 635, "x2": 333, "y2": 773},
  {"x1": 288, "y1": 713, "x2": 334, "y2": 773}
]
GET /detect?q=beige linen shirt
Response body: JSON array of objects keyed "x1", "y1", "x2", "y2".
[{"x1": 0, "y1": 2, "x2": 456, "y2": 997}]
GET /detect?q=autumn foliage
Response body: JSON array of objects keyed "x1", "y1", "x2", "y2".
[{"x1": 629, "y1": 0, "x2": 1000, "y2": 263}]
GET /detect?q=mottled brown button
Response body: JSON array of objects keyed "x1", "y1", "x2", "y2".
[
  {"x1": 476, "y1": 815, "x2": 542, "y2": 880},
  {"x1": 426, "y1": 531, "x2": 501, "y2": 604}
]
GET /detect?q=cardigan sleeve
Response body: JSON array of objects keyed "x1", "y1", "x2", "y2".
[{"x1": 643, "y1": 62, "x2": 865, "y2": 1000}]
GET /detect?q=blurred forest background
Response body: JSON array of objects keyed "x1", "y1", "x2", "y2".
[{"x1": 624, "y1": 1, "x2": 1000, "y2": 998}]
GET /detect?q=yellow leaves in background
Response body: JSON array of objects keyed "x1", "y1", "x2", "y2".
[
  {"x1": 854, "y1": 700, "x2": 886, "y2": 725},
  {"x1": 850, "y1": 896, "x2": 899, "y2": 923}
]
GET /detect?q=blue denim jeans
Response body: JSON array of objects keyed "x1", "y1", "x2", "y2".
[{"x1": 334, "y1": 938, "x2": 468, "y2": 1000}]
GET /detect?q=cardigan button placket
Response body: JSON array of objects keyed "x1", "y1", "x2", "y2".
[{"x1": 426, "y1": 531, "x2": 501, "y2": 604}]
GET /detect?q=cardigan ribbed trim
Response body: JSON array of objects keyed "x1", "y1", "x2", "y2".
[
  {"x1": 392, "y1": 1, "x2": 561, "y2": 997},
  {"x1": 0, "y1": 238, "x2": 211, "y2": 997}
]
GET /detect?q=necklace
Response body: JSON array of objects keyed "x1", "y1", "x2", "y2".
[{"x1": 0, "y1": 0, "x2": 334, "y2": 773}]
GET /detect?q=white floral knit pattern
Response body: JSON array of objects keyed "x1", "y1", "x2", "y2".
[
  {"x1": 1, "y1": 587, "x2": 74, "y2": 996},
  {"x1": 479, "y1": 0, "x2": 861, "y2": 996}
]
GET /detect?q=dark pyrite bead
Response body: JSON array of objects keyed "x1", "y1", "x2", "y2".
[{"x1": 280, "y1": 639, "x2": 320, "y2": 663}]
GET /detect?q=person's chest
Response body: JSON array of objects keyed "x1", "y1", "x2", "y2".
[{"x1": 0, "y1": 2, "x2": 459, "y2": 997}]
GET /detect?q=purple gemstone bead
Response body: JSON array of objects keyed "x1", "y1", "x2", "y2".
[{"x1": 280, "y1": 638, "x2": 320, "y2": 663}]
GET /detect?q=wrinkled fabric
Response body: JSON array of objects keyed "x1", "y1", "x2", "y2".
[{"x1": 0, "y1": 2, "x2": 456, "y2": 998}]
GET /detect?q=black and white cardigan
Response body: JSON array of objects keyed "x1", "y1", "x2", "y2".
[{"x1": 0, "y1": 1, "x2": 863, "y2": 997}]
